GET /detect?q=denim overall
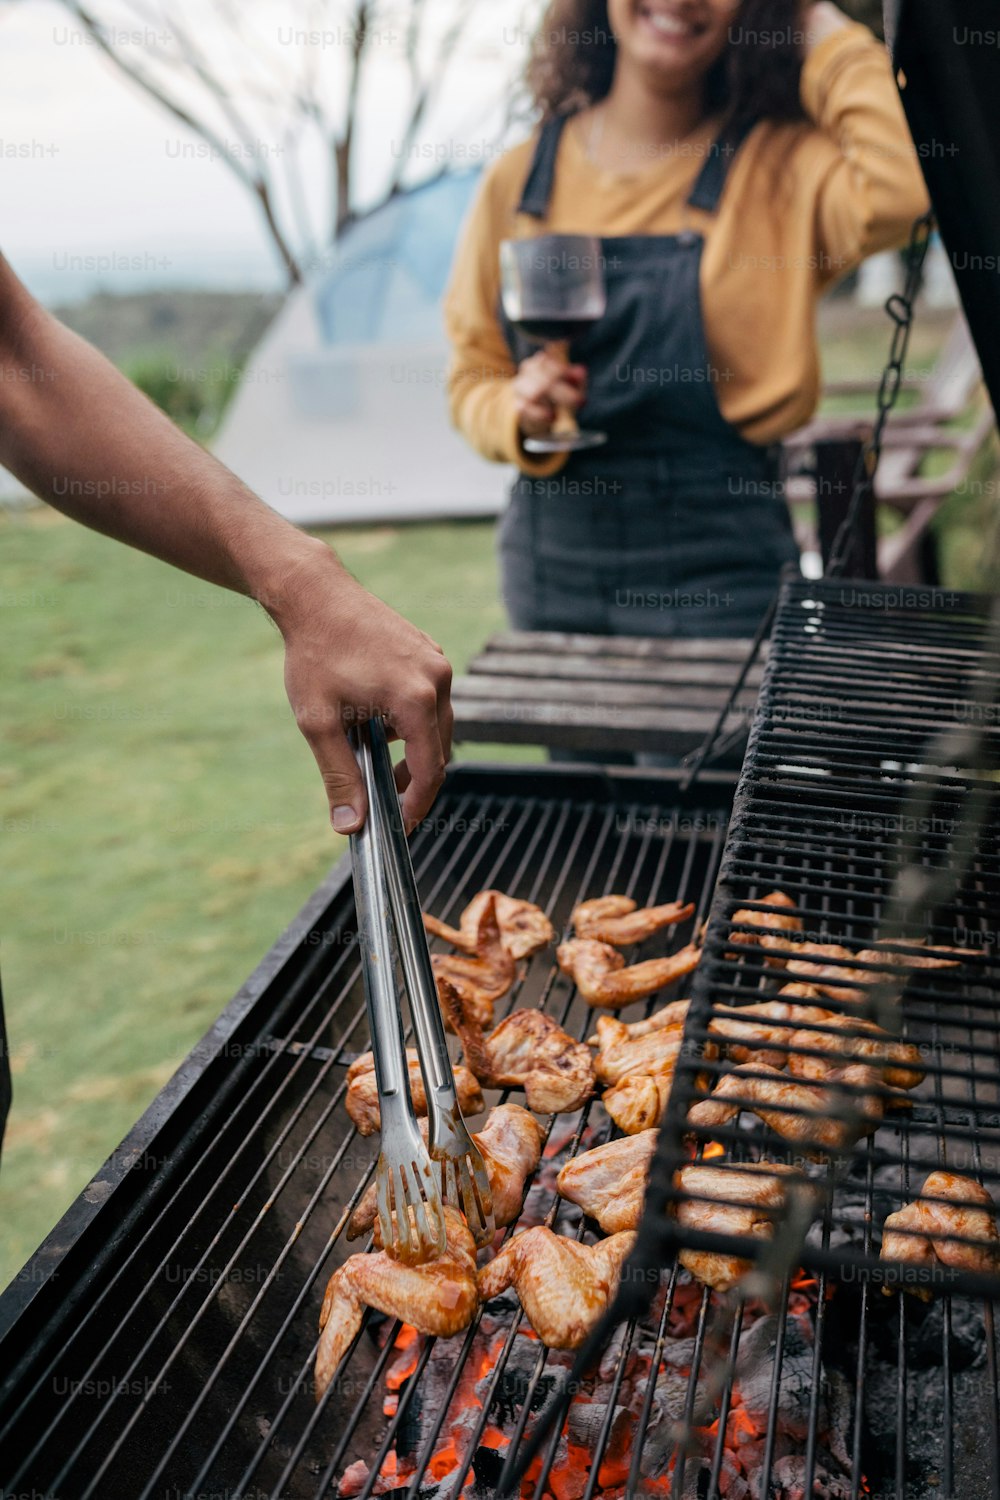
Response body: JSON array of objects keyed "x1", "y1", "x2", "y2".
[{"x1": 498, "y1": 114, "x2": 800, "y2": 639}]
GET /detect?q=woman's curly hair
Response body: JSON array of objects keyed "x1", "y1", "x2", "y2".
[{"x1": 526, "y1": 0, "x2": 807, "y2": 128}]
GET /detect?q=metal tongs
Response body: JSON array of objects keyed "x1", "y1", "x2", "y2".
[{"x1": 349, "y1": 717, "x2": 494, "y2": 1263}]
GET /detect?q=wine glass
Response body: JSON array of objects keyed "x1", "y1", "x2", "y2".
[{"x1": 499, "y1": 233, "x2": 608, "y2": 453}]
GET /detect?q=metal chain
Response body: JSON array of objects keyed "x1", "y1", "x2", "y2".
[{"x1": 826, "y1": 208, "x2": 936, "y2": 576}]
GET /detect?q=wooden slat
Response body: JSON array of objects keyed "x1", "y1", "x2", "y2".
[
  {"x1": 455, "y1": 673, "x2": 756, "y2": 711},
  {"x1": 466, "y1": 650, "x2": 764, "y2": 689},
  {"x1": 481, "y1": 630, "x2": 760, "y2": 662},
  {"x1": 451, "y1": 695, "x2": 748, "y2": 752}
]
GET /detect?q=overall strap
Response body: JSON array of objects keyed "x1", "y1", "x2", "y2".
[
  {"x1": 686, "y1": 116, "x2": 758, "y2": 213},
  {"x1": 516, "y1": 115, "x2": 571, "y2": 218}
]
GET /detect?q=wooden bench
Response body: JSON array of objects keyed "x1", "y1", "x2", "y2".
[{"x1": 452, "y1": 632, "x2": 764, "y2": 756}]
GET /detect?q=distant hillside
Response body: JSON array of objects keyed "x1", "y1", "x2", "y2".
[{"x1": 53, "y1": 289, "x2": 283, "y2": 372}]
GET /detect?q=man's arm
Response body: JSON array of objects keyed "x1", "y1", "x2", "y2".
[{"x1": 0, "y1": 255, "x2": 452, "y2": 833}]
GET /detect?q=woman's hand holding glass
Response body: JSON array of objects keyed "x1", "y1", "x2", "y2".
[{"x1": 513, "y1": 349, "x2": 588, "y2": 444}]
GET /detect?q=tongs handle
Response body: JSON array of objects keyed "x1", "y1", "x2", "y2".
[
  {"x1": 367, "y1": 717, "x2": 456, "y2": 1109},
  {"x1": 349, "y1": 725, "x2": 414, "y2": 1120}
]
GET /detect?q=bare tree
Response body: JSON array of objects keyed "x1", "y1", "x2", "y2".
[{"x1": 48, "y1": 0, "x2": 517, "y2": 286}]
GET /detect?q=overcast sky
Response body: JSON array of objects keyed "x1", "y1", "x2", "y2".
[{"x1": 1, "y1": 0, "x2": 523, "y2": 305}]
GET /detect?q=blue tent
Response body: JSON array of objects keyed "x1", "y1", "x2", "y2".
[{"x1": 313, "y1": 171, "x2": 483, "y2": 347}]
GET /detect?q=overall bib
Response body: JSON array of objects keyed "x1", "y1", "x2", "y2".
[{"x1": 498, "y1": 115, "x2": 800, "y2": 640}]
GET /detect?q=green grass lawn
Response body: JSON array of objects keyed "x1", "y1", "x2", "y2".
[{"x1": 0, "y1": 510, "x2": 518, "y2": 1288}]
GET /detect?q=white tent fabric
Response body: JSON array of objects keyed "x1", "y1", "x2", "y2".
[{"x1": 213, "y1": 170, "x2": 509, "y2": 527}]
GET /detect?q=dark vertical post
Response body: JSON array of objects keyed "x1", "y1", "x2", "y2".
[{"x1": 816, "y1": 429, "x2": 878, "y2": 579}]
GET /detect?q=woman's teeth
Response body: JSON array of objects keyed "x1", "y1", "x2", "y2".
[{"x1": 640, "y1": 8, "x2": 697, "y2": 38}]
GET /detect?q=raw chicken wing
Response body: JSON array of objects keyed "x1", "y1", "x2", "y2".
[
  {"x1": 347, "y1": 1103, "x2": 544, "y2": 1240},
  {"x1": 572, "y1": 895, "x2": 694, "y2": 947},
  {"x1": 478, "y1": 1227, "x2": 636, "y2": 1348},
  {"x1": 345, "y1": 1047, "x2": 484, "y2": 1136},
  {"x1": 424, "y1": 890, "x2": 554, "y2": 960},
  {"x1": 314, "y1": 1208, "x2": 478, "y2": 1399},
  {"x1": 728, "y1": 890, "x2": 803, "y2": 964},
  {"x1": 674, "y1": 1162, "x2": 808, "y2": 1291},
  {"x1": 431, "y1": 895, "x2": 516, "y2": 1026},
  {"x1": 558, "y1": 937, "x2": 700, "y2": 1008},
  {"x1": 439, "y1": 978, "x2": 594, "y2": 1113},
  {"x1": 556, "y1": 1129, "x2": 658, "y2": 1233},
  {"x1": 880, "y1": 1171, "x2": 999, "y2": 1295},
  {"x1": 687, "y1": 1061, "x2": 888, "y2": 1154}
]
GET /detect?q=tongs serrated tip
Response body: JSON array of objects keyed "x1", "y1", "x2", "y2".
[{"x1": 351, "y1": 718, "x2": 495, "y2": 1260}]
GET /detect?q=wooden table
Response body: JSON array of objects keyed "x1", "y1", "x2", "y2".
[{"x1": 453, "y1": 631, "x2": 765, "y2": 756}]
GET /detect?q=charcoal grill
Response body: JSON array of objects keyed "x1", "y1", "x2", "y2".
[
  {"x1": 0, "y1": 763, "x2": 739, "y2": 1499},
  {"x1": 3, "y1": 579, "x2": 1000, "y2": 1500}
]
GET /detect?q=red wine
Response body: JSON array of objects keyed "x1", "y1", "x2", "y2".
[{"x1": 514, "y1": 314, "x2": 598, "y2": 344}]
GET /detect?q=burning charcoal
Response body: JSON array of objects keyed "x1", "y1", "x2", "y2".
[
  {"x1": 735, "y1": 1315, "x2": 817, "y2": 1439},
  {"x1": 565, "y1": 1399, "x2": 629, "y2": 1448},
  {"x1": 757, "y1": 1455, "x2": 852, "y2": 1499}
]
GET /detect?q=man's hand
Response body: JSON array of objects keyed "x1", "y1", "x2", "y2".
[{"x1": 268, "y1": 544, "x2": 453, "y2": 834}]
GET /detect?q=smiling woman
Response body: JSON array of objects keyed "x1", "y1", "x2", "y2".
[{"x1": 444, "y1": 0, "x2": 929, "y2": 648}]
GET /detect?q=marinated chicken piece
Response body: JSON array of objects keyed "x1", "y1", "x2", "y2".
[
  {"x1": 785, "y1": 939, "x2": 960, "y2": 1003},
  {"x1": 478, "y1": 1227, "x2": 636, "y2": 1348},
  {"x1": 557, "y1": 938, "x2": 701, "y2": 1009},
  {"x1": 786, "y1": 1012, "x2": 925, "y2": 1090},
  {"x1": 314, "y1": 1208, "x2": 478, "y2": 1399},
  {"x1": 345, "y1": 1048, "x2": 484, "y2": 1136},
  {"x1": 674, "y1": 1162, "x2": 808, "y2": 1291},
  {"x1": 347, "y1": 1104, "x2": 543, "y2": 1240},
  {"x1": 431, "y1": 895, "x2": 516, "y2": 1027},
  {"x1": 591, "y1": 1014, "x2": 695, "y2": 1087},
  {"x1": 556, "y1": 1129, "x2": 658, "y2": 1234},
  {"x1": 424, "y1": 890, "x2": 554, "y2": 960},
  {"x1": 587, "y1": 996, "x2": 691, "y2": 1045},
  {"x1": 708, "y1": 998, "x2": 834, "y2": 1069},
  {"x1": 880, "y1": 1172, "x2": 1000, "y2": 1296},
  {"x1": 572, "y1": 895, "x2": 695, "y2": 947},
  {"x1": 728, "y1": 890, "x2": 803, "y2": 965},
  {"x1": 590, "y1": 1011, "x2": 717, "y2": 1134},
  {"x1": 602, "y1": 1071, "x2": 674, "y2": 1135},
  {"x1": 439, "y1": 978, "x2": 594, "y2": 1114},
  {"x1": 687, "y1": 1061, "x2": 889, "y2": 1154}
]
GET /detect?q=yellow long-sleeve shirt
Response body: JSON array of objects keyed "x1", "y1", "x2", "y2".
[{"x1": 443, "y1": 22, "x2": 930, "y2": 475}]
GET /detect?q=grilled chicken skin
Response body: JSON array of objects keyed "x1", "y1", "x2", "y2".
[
  {"x1": 590, "y1": 1014, "x2": 699, "y2": 1087},
  {"x1": 784, "y1": 939, "x2": 960, "y2": 1002},
  {"x1": 728, "y1": 890, "x2": 803, "y2": 964},
  {"x1": 880, "y1": 1172, "x2": 1000, "y2": 1295},
  {"x1": 478, "y1": 1227, "x2": 636, "y2": 1348},
  {"x1": 347, "y1": 1104, "x2": 543, "y2": 1241},
  {"x1": 587, "y1": 996, "x2": 691, "y2": 1044},
  {"x1": 557, "y1": 938, "x2": 701, "y2": 1009},
  {"x1": 345, "y1": 1048, "x2": 484, "y2": 1136},
  {"x1": 556, "y1": 1130, "x2": 658, "y2": 1234},
  {"x1": 674, "y1": 1162, "x2": 808, "y2": 1291},
  {"x1": 439, "y1": 978, "x2": 594, "y2": 1114},
  {"x1": 785, "y1": 1012, "x2": 924, "y2": 1091},
  {"x1": 424, "y1": 890, "x2": 554, "y2": 961},
  {"x1": 686, "y1": 1060, "x2": 890, "y2": 1154},
  {"x1": 602, "y1": 1070, "x2": 675, "y2": 1135},
  {"x1": 431, "y1": 894, "x2": 516, "y2": 1027},
  {"x1": 314, "y1": 1208, "x2": 478, "y2": 1400},
  {"x1": 571, "y1": 895, "x2": 695, "y2": 947}
]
